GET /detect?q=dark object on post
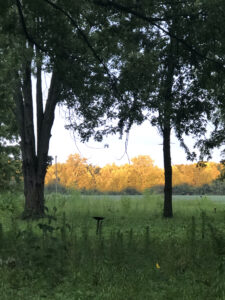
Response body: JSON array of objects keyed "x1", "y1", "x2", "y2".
[{"x1": 93, "y1": 216, "x2": 104, "y2": 234}]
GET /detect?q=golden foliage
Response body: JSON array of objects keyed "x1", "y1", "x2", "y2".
[
  {"x1": 45, "y1": 154, "x2": 96, "y2": 190},
  {"x1": 172, "y1": 162, "x2": 220, "y2": 187},
  {"x1": 45, "y1": 153, "x2": 221, "y2": 192}
]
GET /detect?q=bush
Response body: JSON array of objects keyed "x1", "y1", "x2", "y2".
[
  {"x1": 121, "y1": 187, "x2": 142, "y2": 195},
  {"x1": 172, "y1": 184, "x2": 196, "y2": 195},
  {"x1": 146, "y1": 185, "x2": 164, "y2": 195},
  {"x1": 45, "y1": 183, "x2": 69, "y2": 194}
]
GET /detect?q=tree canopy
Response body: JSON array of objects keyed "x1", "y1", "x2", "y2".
[
  {"x1": 1, "y1": 0, "x2": 225, "y2": 217},
  {"x1": 66, "y1": 0, "x2": 217, "y2": 216},
  {"x1": 0, "y1": 0, "x2": 115, "y2": 216}
]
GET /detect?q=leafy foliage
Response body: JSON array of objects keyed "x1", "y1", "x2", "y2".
[
  {"x1": 45, "y1": 153, "x2": 222, "y2": 194},
  {"x1": 1, "y1": 0, "x2": 225, "y2": 214},
  {"x1": 0, "y1": 46, "x2": 21, "y2": 191}
]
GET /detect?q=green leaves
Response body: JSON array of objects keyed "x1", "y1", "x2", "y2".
[{"x1": 0, "y1": 42, "x2": 21, "y2": 191}]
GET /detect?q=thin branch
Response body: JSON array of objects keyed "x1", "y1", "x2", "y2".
[
  {"x1": 117, "y1": 131, "x2": 131, "y2": 164},
  {"x1": 15, "y1": 0, "x2": 48, "y2": 53},
  {"x1": 36, "y1": 47, "x2": 44, "y2": 150},
  {"x1": 93, "y1": 0, "x2": 204, "y2": 22},
  {"x1": 13, "y1": 73, "x2": 26, "y2": 156},
  {"x1": 43, "y1": 0, "x2": 112, "y2": 78},
  {"x1": 43, "y1": 0, "x2": 124, "y2": 103}
]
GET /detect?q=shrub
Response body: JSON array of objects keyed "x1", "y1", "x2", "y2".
[
  {"x1": 45, "y1": 183, "x2": 69, "y2": 194},
  {"x1": 121, "y1": 187, "x2": 142, "y2": 195}
]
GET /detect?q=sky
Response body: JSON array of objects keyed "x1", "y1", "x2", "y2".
[
  {"x1": 38, "y1": 68, "x2": 223, "y2": 170},
  {"x1": 48, "y1": 105, "x2": 222, "y2": 169}
]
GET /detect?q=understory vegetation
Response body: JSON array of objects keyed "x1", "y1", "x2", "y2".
[
  {"x1": 45, "y1": 179, "x2": 225, "y2": 196},
  {"x1": 0, "y1": 193, "x2": 224, "y2": 299}
]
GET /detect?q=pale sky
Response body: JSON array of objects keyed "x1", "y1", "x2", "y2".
[
  {"x1": 38, "y1": 71, "x2": 222, "y2": 169},
  {"x1": 48, "y1": 105, "x2": 222, "y2": 168}
]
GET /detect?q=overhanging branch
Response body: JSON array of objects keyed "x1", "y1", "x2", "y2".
[
  {"x1": 43, "y1": 0, "x2": 124, "y2": 102},
  {"x1": 93, "y1": 0, "x2": 225, "y2": 70},
  {"x1": 43, "y1": 0, "x2": 112, "y2": 78}
]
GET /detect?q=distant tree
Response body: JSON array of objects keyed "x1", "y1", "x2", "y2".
[
  {"x1": 45, "y1": 154, "x2": 164, "y2": 193},
  {"x1": 173, "y1": 162, "x2": 220, "y2": 187}
]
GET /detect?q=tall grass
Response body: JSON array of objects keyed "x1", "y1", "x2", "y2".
[{"x1": 0, "y1": 192, "x2": 224, "y2": 299}]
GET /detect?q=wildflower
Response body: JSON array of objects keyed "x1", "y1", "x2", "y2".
[{"x1": 156, "y1": 262, "x2": 160, "y2": 269}]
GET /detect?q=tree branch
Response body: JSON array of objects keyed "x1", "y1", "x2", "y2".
[
  {"x1": 36, "y1": 48, "x2": 44, "y2": 150},
  {"x1": 37, "y1": 71, "x2": 61, "y2": 179},
  {"x1": 93, "y1": 0, "x2": 225, "y2": 69},
  {"x1": 22, "y1": 56, "x2": 36, "y2": 161},
  {"x1": 43, "y1": 0, "x2": 123, "y2": 100},
  {"x1": 15, "y1": 0, "x2": 49, "y2": 53},
  {"x1": 43, "y1": 0, "x2": 114, "y2": 79},
  {"x1": 93, "y1": 0, "x2": 200, "y2": 22},
  {"x1": 13, "y1": 74, "x2": 26, "y2": 159}
]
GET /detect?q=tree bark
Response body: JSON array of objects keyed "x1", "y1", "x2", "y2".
[
  {"x1": 160, "y1": 33, "x2": 176, "y2": 218},
  {"x1": 14, "y1": 53, "x2": 61, "y2": 218},
  {"x1": 23, "y1": 165, "x2": 45, "y2": 217},
  {"x1": 163, "y1": 125, "x2": 173, "y2": 217}
]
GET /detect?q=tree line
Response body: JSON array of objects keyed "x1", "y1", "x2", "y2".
[{"x1": 45, "y1": 154, "x2": 222, "y2": 194}]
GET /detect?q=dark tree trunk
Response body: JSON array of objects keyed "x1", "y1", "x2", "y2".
[
  {"x1": 163, "y1": 125, "x2": 173, "y2": 218},
  {"x1": 14, "y1": 48, "x2": 61, "y2": 218},
  {"x1": 23, "y1": 162, "x2": 45, "y2": 217},
  {"x1": 160, "y1": 33, "x2": 176, "y2": 218}
]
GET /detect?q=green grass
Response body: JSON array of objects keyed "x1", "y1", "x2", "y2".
[{"x1": 0, "y1": 192, "x2": 225, "y2": 299}]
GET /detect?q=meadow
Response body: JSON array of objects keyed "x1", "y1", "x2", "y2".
[{"x1": 0, "y1": 192, "x2": 224, "y2": 299}]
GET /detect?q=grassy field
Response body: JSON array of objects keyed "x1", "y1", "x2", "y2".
[{"x1": 0, "y1": 192, "x2": 224, "y2": 299}]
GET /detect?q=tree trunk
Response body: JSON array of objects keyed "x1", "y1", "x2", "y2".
[
  {"x1": 163, "y1": 126, "x2": 173, "y2": 218},
  {"x1": 14, "y1": 49, "x2": 61, "y2": 218},
  {"x1": 160, "y1": 32, "x2": 176, "y2": 218},
  {"x1": 23, "y1": 160, "x2": 45, "y2": 217}
]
